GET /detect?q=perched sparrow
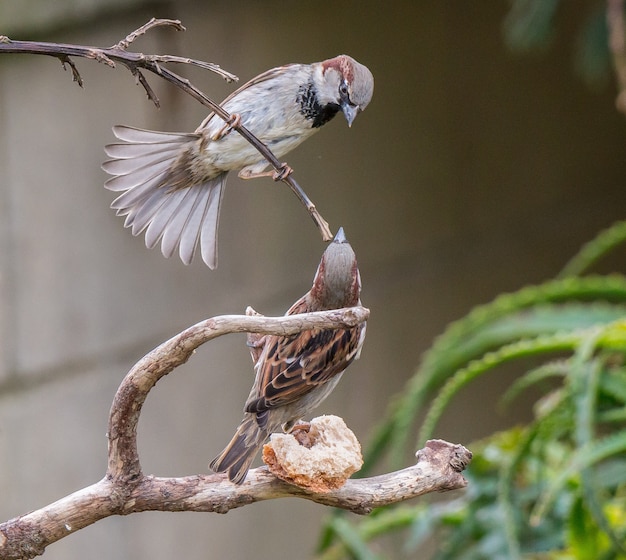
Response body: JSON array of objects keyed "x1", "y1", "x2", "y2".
[
  {"x1": 102, "y1": 55, "x2": 374, "y2": 269},
  {"x1": 210, "y1": 227, "x2": 366, "y2": 484}
]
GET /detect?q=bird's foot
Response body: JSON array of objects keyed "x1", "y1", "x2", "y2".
[
  {"x1": 238, "y1": 163, "x2": 292, "y2": 181},
  {"x1": 245, "y1": 308, "x2": 267, "y2": 362},
  {"x1": 211, "y1": 112, "x2": 242, "y2": 141},
  {"x1": 290, "y1": 423, "x2": 314, "y2": 448},
  {"x1": 272, "y1": 163, "x2": 293, "y2": 182},
  {"x1": 238, "y1": 167, "x2": 270, "y2": 180}
]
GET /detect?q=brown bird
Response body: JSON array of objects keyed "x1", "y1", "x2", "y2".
[
  {"x1": 102, "y1": 55, "x2": 374, "y2": 268},
  {"x1": 210, "y1": 227, "x2": 366, "y2": 483}
]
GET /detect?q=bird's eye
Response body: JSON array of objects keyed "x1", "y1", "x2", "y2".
[{"x1": 339, "y1": 82, "x2": 349, "y2": 97}]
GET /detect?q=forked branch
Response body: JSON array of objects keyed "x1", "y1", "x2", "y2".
[
  {"x1": 0, "y1": 21, "x2": 472, "y2": 559},
  {"x1": 0, "y1": 307, "x2": 472, "y2": 559},
  {"x1": 0, "y1": 18, "x2": 332, "y2": 240}
]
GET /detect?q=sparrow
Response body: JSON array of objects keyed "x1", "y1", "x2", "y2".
[
  {"x1": 102, "y1": 55, "x2": 374, "y2": 269},
  {"x1": 210, "y1": 227, "x2": 366, "y2": 484}
]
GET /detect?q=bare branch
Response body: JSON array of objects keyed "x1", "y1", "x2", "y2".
[
  {"x1": 0, "y1": 307, "x2": 472, "y2": 559},
  {"x1": 106, "y1": 307, "x2": 370, "y2": 482},
  {"x1": 111, "y1": 17, "x2": 185, "y2": 50},
  {"x1": 131, "y1": 440, "x2": 471, "y2": 516},
  {"x1": 0, "y1": 17, "x2": 471, "y2": 560},
  {"x1": 0, "y1": 19, "x2": 333, "y2": 241},
  {"x1": 59, "y1": 55, "x2": 83, "y2": 86},
  {"x1": 134, "y1": 68, "x2": 160, "y2": 107},
  {"x1": 0, "y1": 441, "x2": 469, "y2": 559}
]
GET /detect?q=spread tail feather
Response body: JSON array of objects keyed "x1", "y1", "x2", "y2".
[
  {"x1": 103, "y1": 125, "x2": 227, "y2": 269},
  {"x1": 209, "y1": 415, "x2": 267, "y2": 484}
]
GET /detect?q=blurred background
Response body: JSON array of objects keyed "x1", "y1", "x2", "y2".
[{"x1": 2, "y1": 1, "x2": 626, "y2": 558}]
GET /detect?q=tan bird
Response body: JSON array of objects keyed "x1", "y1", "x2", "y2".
[
  {"x1": 103, "y1": 56, "x2": 374, "y2": 268},
  {"x1": 210, "y1": 227, "x2": 366, "y2": 483}
]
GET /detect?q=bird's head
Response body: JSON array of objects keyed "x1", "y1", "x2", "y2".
[
  {"x1": 316, "y1": 55, "x2": 374, "y2": 127},
  {"x1": 310, "y1": 227, "x2": 362, "y2": 310}
]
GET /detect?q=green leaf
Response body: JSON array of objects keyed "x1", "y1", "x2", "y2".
[
  {"x1": 503, "y1": 0, "x2": 561, "y2": 52},
  {"x1": 500, "y1": 359, "x2": 568, "y2": 407},
  {"x1": 385, "y1": 276, "x2": 626, "y2": 467},
  {"x1": 598, "y1": 368, "x2": 626, "y2": 404},
  {"x1": 328, "y1": 517, "x2": 383, "y2": 560},
  {"x1": 419, "y1": 331, "x2": 585, "y2": 442},
  {"x1": 574, "y1": 6, "x2": 611, "y2": 87},
  {"x1": 560, "y1": 221, "x2": 626, "y2": 278},
  {"x1": 532, "y1": 431, "x2": 626, "y2": 524},
  {"x1": 567, "y1": 496, "x2": 600, "y2": 559}
]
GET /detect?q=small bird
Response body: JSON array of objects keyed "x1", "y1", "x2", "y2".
[
  {"x1": 102, "y1": 55, "x2": 374, "y2": 269},
  {"x1": 210, "y1": 227, "x2": 366, "y2": 484}
]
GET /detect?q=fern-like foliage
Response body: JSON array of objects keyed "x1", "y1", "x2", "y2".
[
  {"x1": 318, "y1": 221, "x2": 626, "y2": 559},
  {"x1": 366, "y1": 279, "x2": 626, "y2": 470}
]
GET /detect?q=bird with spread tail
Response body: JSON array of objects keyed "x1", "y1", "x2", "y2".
[
  {"x1": 210, "y1": 227, "x2": 366, "y2": 484},
  {"x1": 102, "y1": 55, "x2": 374, "y2": 269}
]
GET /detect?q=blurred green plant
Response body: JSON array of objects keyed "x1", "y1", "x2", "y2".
[
  {"x1": 316, "y1": 221, "x2": 626, "y2": 559},
  {"x1": 315, "y1": 4, "x2": 626, "y2": 556},
  {"x1": 502, "y1": 0, "x2": 612, "y2": 88}
]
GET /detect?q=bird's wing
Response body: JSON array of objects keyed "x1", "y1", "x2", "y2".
[
  {"x1": 244, "y1": 296, "x2": 365, "y2": 413},
  {"x1": 196, "y1": 64, "x2": 301, "y2": 131}
]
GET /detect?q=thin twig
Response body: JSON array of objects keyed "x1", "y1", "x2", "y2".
[
  {"x1": 58, "y1": 55, "x2": 82, "y2": 85},
  {"x1": 0, "y1": 19, "x2": 333, "y2": 240},
  {"x1": 111, "y1": 17, "x2": 185, "y2": 50}
]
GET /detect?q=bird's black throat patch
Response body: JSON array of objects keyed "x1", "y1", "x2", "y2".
[{"x1": 297, "y1": 82, "x2": 340, "y2": 128}]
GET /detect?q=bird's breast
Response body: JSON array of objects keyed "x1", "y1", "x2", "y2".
[
  {"x1": 199, "y1": 81, "x2": 319, "y2": 172},
  {"x1": 203, "y1": 115, "x2": 318, "y2": 172}
]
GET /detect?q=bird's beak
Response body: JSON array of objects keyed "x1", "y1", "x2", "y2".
[
  {"x1": 334, "y1": 227, "x2": 347, "y2": 243},
  {"x1": 341, "y1": 103, "x2": 359, "y2": 127}
]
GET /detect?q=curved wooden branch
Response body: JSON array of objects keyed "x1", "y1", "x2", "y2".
[
  {"x1": 0, "y1": 306, "x2": 473, "y2": 559},
  {"x1": 0, "y1": 18, "x2": 332, "y2": 241},
  {"x1": 106, "y1": 307, "x2": 370, "y2": 482},
  {"x1": 0, "y1": 442, "x2": 470, "y2": 559}
]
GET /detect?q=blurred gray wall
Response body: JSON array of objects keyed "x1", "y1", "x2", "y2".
[{"x1": 2, "y1": 1, "x2": 626, "y2": 558}]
